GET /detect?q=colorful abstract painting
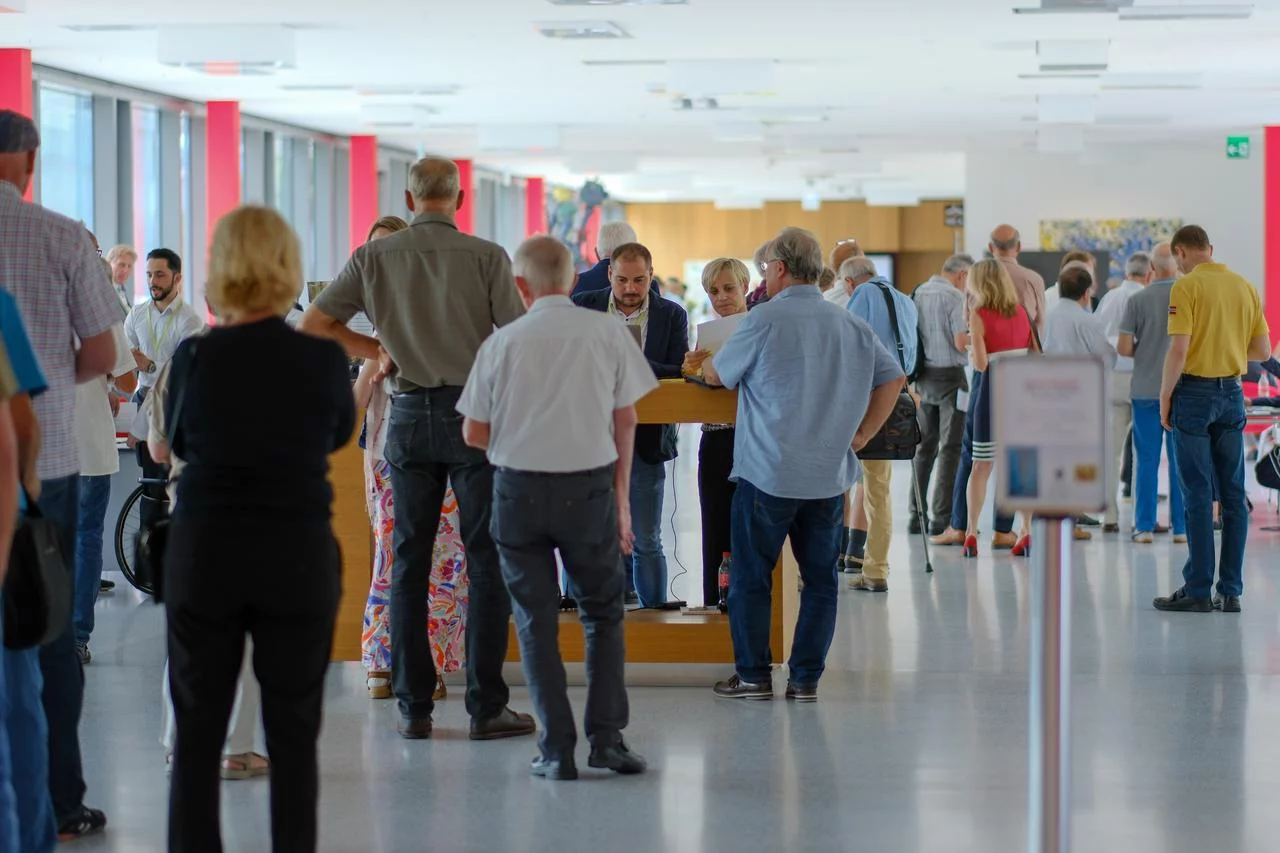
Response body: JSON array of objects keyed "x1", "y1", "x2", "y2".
[{"x1": 1039, "y1": 218, "x2": 1182, "y2": 285}]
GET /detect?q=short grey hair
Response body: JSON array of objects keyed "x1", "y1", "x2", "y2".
[
  {"x1": 753, "y1": 241, "x2": 772, "y2": 272},
  {"x1": 106, "y1": 244, "x2": 137, "y2": 264},
  {"x1": 839, "y1": 256, "x2": 878, "y2": 281},
  {"x1": 1125, "y1": 251, "x2": 1153, "y2": 279},
  {"x1": 514, "y1": 236, "x2": 574, "y2": 295},
  {"x1": 942, "y1": 253, "x2": 975, "y2": 275},
  {"x1": 597, "y1": 221, "x2": 637, "y2": 258},
  {"x1": 1150, "y1": 241, "x2": 1177, "y2": 276},
  {"x1": 408, "y1": 157, "x2": 460, "y2": 202},
  {"x1": 772, "y1": 227, "x2": 824, "y2": 284}
]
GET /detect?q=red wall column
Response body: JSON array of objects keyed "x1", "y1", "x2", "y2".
[
  {"x1": 0, "y1": 48, "x2": 34, "y2": 200},
  {"x1": 455, "y1": 159, "x2": 474, "y2": 235},
  {"x1": 205, "y1": 101, "x2": 241, "y2": 320},
  {"x1": 1266, "y1": 127, "x2": 1280, "y2": 339},
  {"x1": 349, "y1": 135, "x2": 378, "y2": 253},
  {"x1": 524, "y1": 177, "x2": 546, "y2": 237}
]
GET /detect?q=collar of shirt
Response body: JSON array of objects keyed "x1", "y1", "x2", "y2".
[
  {"x1": 608, "y1": 292, "x2": 649, "y2": 321},
  {"x1": 528, "y1": 294, "x2": 573, "y2": 314},
  {"x1": 772, "y1": 284, "x2": 823, "y2": 303},
  {"x1": 410, "y1": 212, "x2": 459, "y2": 230},
  {"x1": 0, "y1": 181, "x2": 20, "y2": 201},
  {"x1": 1151, "y1": 277, "x2": 1176, "y2": 288}
]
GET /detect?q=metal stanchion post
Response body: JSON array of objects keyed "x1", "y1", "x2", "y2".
[{"x1": 1029, "y1": 516, "x2": 1072, "y2": 853}]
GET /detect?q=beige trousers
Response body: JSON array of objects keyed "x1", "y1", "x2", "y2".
[{"x1": 861, "y1": 460, "x2": 894, "y2": 580}]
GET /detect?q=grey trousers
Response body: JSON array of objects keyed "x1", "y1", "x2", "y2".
[
  {"x1": 491, "y1": 464, "x2": 628, "y2": 761},
  {"x1": 911, "y1": 366, "x2": 968, "y2": 525}
]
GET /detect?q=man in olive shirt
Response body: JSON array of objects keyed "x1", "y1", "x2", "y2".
[
  {"x1": 1154, "y1": 225, "x2": 1270, "y2": 614},
  {"x1": 302, "y1": 157, "x2": 533, "y2": 741}
]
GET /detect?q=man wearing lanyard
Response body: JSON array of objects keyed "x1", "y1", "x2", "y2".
[{"x1": 123, "y1": 248, "x2": 205, "y2": 526}]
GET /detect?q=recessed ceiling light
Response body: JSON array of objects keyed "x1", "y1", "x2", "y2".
[{"x1": 535, "y1": 20, "x2": 630, "y2": 38}]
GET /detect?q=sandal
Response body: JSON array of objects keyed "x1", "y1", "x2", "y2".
[
  {"x1": 433, "y1": 674, "x2": 447, "y2": 702},
  {"x1": 221, "y1": 752, "x2": 270, "y2": 781},
  {"x1": 367, "y1": 671, "x2": 392, "y2": 700}
]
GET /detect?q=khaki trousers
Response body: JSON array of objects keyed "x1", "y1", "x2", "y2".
[{"x1": 860, "y1": 460, "x2": 893, "y2": 580}]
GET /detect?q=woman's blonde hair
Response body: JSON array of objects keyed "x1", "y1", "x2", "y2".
[
  {"x1": 366, "y1": 215, "x2": 408, "y2": 243},
  {"x1": 207, "y1": 206, "x2": 302, "y2": 319},
  {"x1": 968, "y1": 258, "x2": 1020, "y2": 317},
  {"x1": 701, "y1": 257, "x2": 750, "y2": 292}
]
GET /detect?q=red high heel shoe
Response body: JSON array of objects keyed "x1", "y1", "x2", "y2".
[
  {"x1": 1011, "y1": 534, "x2": 1032, "y2": 558},
  {"x1": 962, "y1": 535, "x2": 979, "y2": 558}
]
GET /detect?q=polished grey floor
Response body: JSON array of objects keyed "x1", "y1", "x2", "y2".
[{"x1": 73, "y1": 439, "x2": 1280, "y2": 852}]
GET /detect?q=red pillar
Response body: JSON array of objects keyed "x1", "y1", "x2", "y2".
[
  {"x1": 524, "y1": 177, "x2": 547, "y2": 237},
  {"x1": 1266, "y1": 127, "x2": 1280, "y2": 339},
  {"x1": 455, "y1": 159, "x2": 474, "y2": 235},
  {"x1": 205, "y1": 101, "x2": 241, "y2": 320},
  {"x1": 0, "y1": 49, "x2": 34, "y2": 200},
  {"x1": 349, "y1": 135, "x2": 378, "y2": 253}
]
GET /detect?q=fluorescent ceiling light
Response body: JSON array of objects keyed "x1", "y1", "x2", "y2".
[
  {"x1": 668, "y1": 60, "x2": 776, "y2": 97},
  {"x1": 1037, "y1": 124, "x2": 1085, "y2": 153},
  {"x1": 535, "y1": 20, "x2": 630, "y2": 38},
  {"x1": 1038, "y1": 94, "x2": 1097, "y2": 123},
  {"x1": 359, "y1": 85, "x2": 460, "y2": 97},
  {"x1": 1120, "y1": 1, "x2": 1252, "y2": 19},
  {"x1": 157, "y1": 25, "x2": 296, "y2": 74},
  {"x1": 713, "y1": 198, "x2": 765, "y2": 210},
  {"x1": 801, "y1": 192, "x2": 822, "y2": 212},
  {"x1": 567, "y1": 154, "x2": 638, "y2": 173},
  {"x1": 1100, "y1": 72, "x2": 1201, "y2": 90},
  {"x1": 1014, "y1": 1, "x2": 1132, "y2": 14},
  {"x1": 1037, "y1": 39, "x2": 1110, "y2": 72},
  {"x1": 359, "y1": 104, "x2": 437, "y2": 127},
  {"x1": 477, "y1": 125, "x2": 561, "y2": 151}
]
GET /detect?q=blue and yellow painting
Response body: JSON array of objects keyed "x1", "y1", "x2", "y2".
[{"x1": 1040, "y1": 218, "x2": 1183, "y2": 285}]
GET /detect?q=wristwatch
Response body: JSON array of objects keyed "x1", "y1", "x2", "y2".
[{"x1": 146, "y1": 362, "x2": 157, "y2": 375}]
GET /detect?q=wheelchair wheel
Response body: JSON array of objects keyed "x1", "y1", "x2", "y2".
[{"x1": 114, "y1": 485, "x2": 151, "y2": 595}]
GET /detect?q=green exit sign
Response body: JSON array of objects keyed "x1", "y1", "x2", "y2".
[{"x1": 1227, "y1": 136, "x2": 1251, "y2": 159}]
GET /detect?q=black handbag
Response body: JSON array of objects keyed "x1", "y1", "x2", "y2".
[
  {"x1": 857, "y1": 282, "x2": 923, "y2": 462},
  {"x1": 3, "y1": 491, "x2": 71, "y2": 650},
  {"x1": 134, "y1": 340, "x2": 198, "y2": 603}
]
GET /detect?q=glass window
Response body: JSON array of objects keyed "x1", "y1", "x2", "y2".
[
  {"x1": 36, "y1": 85, "x2": 94, "y2": 228},
  {"x1": 132, "y1": 103, "x2": 162, "y2": 259},
  {"x1": 179, "y1": 112, "x2": 193, "y2": 283}
]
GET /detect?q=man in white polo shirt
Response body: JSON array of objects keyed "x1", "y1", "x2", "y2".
[{"x1": 458, "y1": 235, "x2": 657, "y2": 782}]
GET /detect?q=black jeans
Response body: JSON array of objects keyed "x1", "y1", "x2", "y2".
[
  {"x1": 165, "y1": 515, "x2": 340, "y2": 853},
  {"x1": 911, "y1": 366, "x2": 967, "y2": 526},
  {"x1": 35, "y1": 475, "x2": 87, "y2": 826},
  {"x1": 697, "y1": 428, "x2": 735, "y2": 607},
  {"x1": 492, "y1": 465, "x2": 627, "y2": 760},
  {"x1": 385, "y1": 387, "x2": 510, "y2": 722},
  {"x1": 135, "y1": 388, "x2": 169, "y2": 530}
]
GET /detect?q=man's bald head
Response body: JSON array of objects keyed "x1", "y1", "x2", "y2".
[
  {"x1": 0, "y1": 110, "x2": 39, "y2": 194},
  {"x1": 1150, "y1": 241, "x2": 1178, "y2": 278},
  {"x1": 513, "y1": 235, "x2": 574, "y2": 304},
  {"x1": 989, "y1": 224, "x2": 1021, "y2": 258},
  {"x1": 830, "y1": 238, "x2": 864, "y2": 273}
]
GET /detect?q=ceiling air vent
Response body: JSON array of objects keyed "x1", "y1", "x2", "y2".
[
  {"x1": 535, "y1": 20, "x2": 630, "y2": 38},
  {"x1": 1014, "y1": 0, "x2": 1132, "y2": 14},
  {"x1": 1118, "y1": 2, "x2": 1252, "y2": 20}
]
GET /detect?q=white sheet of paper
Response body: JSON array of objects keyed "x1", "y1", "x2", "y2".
[
  {"x1": 696, "y1": 313, "x2": 746, "y2": 353},
  {"x1": 114, "y1": 402, "x2": 138, "y2": 436}
]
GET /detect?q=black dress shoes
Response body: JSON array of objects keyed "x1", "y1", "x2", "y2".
[
  {"x1": 530, "y1": 755, "x2": 578, "y2": 781},
  {"x1": 1153, "y1": 588, "x2": 1214, "y2": 613},
  {"x1": 1214, "y1": 595, "x2": 1242, "y2": 613},
  {"x1": 470, "y1": 707, "x2": 537, "y2": 741},
  {"x1": 588, "y1": 740, "x2": 647, "y2": 775},
  {"x1": 908, "y1": 517, "x2": 924, "y2": 536}
]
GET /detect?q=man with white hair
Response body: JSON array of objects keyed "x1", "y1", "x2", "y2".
[
  {"x1": 1094, "y1": 251, "x2": 1153, "y2": 532},
  {"x1": 825, "y1": 256, "x2": 876, "y2": 309},
  {"x1": 459, "y1": 235, "x2": 656, "y2": 781},
  {"x1": 303, "y1": 156, "x2": 535, "y2": 743},
  {"x1": 105, "y1": 244, "x2": 136, "y2": 311},
  {"x1": 704, "y1": 226, "x2": 904, "y2": 701},
  {"x1": 1117, "y1": 242, "x2": 1187, "y2": 545},
  {"x1": 571, "y1": 220, "x2": 637, "y2": 298}
]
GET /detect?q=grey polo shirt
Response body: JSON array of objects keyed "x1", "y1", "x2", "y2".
[
  {"x1": 315, "y1": 213, "x2": 524, "y2": 392},
  {"x1": 1118, "y1": 278, "x2": 1176, "y2": 400},
  {"x1": 457, "y1": 296, "x2": 657, "y2": 473}
]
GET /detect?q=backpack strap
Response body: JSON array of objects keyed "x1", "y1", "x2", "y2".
[{"x1": 872, "y1": 281, "x2": 909, "y2": 374}]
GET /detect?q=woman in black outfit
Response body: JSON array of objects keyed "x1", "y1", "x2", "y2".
[
  {"x1": 157, "y1": 205, "x2": 355, "y2": 853},
  {"x1": 684, "y1": 258, "x2": 751, "y2": 606}
]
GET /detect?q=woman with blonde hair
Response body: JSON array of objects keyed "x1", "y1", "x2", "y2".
[
  {"x1": 354, "y1": 215, "x2": 469, "y2": 701},
  {"x1": 159, "y1": 205, "x2": 355, "y2": 852},
  {"x1": 953, "y1": 258, "x2": 1039, "y2": 558},
  {"x1": 683, "y1": 258, "x2": 750, "y2": 607}
]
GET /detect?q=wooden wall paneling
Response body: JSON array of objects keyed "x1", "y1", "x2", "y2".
[
  {"x1": 897, "y1": 251, "x2": 953, "y2": 292},
  {"x1": 900, "y1": 200, "x2": 965, "y2": 252},
  {"x1": 330, "y1": 414, "x2": 373, "y2": 661}
]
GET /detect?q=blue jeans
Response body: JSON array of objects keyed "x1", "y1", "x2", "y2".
[
  {"x1": 949, "y1": 414, "x2": 1014, "y2": 534},
  {"x1": 1171, "y1": 378, "x2": 1248, "y2": 599},
  {"x1": 35, "y1": 475, "x2": 87, "y2": 825},
  {"x1": 2, "y1": 641, "x2": 57, "y2": 853},
  {"x1": 728, "y1": 479, "x2": 841, "y2": 686},
  {"x1": 73, "y1": 474, "x2": 113, "y2": 646},
  {"x1": 628, "y1": 454, "x2": 668, "y2": 608},
  {"x1": 1131, "y1": 399, "x2": 1185, "y2": 535}
]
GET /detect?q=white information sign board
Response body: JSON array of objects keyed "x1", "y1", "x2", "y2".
[{"x1": 991, "y1": 354, "x2": 1108, "y2": 516}]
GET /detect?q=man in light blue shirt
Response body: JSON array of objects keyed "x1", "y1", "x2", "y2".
[
  {"x1": 703, "y1": 226, "x2": 904, "y2": 702},
  {"x1": 844, "y1": 259, "x2": 919, "y2": 593}
]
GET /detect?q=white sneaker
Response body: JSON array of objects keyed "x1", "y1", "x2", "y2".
[
  {"x1": 1173, "y1": 533, "x2": 1188, "y2": 544},
  {"x1": 1131, "y1": 531, "x2": 1154, "y2": 544}
]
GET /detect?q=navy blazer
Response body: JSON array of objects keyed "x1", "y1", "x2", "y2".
[
  {"x1": 571, "y1": 258, "x2": 665, "y2": 300},
  {"x1": 573, "y1": 289, "x2": 689, "y2": 463}
]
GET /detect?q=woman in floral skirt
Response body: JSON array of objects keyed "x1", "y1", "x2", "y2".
[{"x1": 353, "y1": 216, "x2": 468, "y2": 700}]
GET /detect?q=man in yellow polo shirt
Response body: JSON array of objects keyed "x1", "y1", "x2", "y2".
[{"x1": 1154, "y1": 225, "x2": 1270, "y2": 613}]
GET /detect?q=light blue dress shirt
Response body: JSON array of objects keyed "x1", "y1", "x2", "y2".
[
  {"x1": 847, "y1": 277, "x2": 919, "y2": 375},
  {"x1": 712, "y1": 285, "x2": 905, "y2": 500}
]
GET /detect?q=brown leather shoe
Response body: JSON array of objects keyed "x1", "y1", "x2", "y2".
[
  {"x1": 991, "y1": 532, "x2": 1017, "y2": 550},
  {"x1": 849, "y1": 575, "x2": 888, "y2": 592},
  {"x1": 930, "y1": 528, "x2": 966, "y2": 546},
  {"x1": 1073, "y1": 528, "x2": 1093, "y2": 541},
  {"x1": 397, "y1": 718, "x2": 433, "y2": 740},
  {"x1": 470, "y1": 707, "x2": 537, "y2": 741}
]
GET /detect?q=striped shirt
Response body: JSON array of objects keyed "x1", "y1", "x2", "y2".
[
  {"x1": 912, "y1": 276, "x2": 968, "y2": 369},
  {"x1": 0, "y1": 181, "x2": 124, "y2": 479}
]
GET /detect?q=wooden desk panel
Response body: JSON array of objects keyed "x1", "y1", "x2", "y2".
[{"x1": 636, "y1": 379, "x2": 737, "y2": 425}]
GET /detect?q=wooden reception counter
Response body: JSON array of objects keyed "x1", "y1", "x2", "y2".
[{"x1": 329, "y1": 380, "x2": 796, "y2": 666}]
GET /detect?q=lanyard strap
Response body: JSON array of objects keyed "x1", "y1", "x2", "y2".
[{"x1": 146, "y1": 303, "x2": 179, "y2": 356}]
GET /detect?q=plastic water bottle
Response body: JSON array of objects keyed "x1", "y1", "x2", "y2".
[{"x1": 716, "y1": 552, "x2": 731, "y2": 613}]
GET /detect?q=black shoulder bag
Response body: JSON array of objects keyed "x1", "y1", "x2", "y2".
[
  {"x1": 3, "y1": 489, "x2": 72, "y2": 650},
  {"x1": 857, "y1": 282, "x2": 923, "y2": 462},
  {"x1": 135, "y1": 339, "x2": 197, "y2": 603}
]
